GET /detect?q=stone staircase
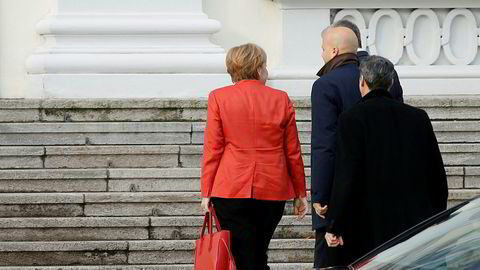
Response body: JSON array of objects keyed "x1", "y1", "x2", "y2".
[{"x1": 0, "y1": 97, "x2": 478, "y2": 269}]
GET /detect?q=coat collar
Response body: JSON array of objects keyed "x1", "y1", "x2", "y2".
[
  {"x1": 316, "y1": 53, "x2": 359, "y2": 77},
  {"x1": 234, "y1": 79, "x2": 265, "y2": 86},
  {"x1": 357, "y1": 50, "x2": 369, "y2": 61},
  {"x1": 361, "y1": 89, "x2": 393, "y2": 102}
]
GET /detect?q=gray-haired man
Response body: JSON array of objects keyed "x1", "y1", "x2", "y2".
[{"x1": 324, "y1": 55, "x2": 448, "y2": 265}]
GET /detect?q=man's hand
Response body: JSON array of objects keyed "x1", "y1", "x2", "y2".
[
  {"x1": 201, "y1": 197, "x2": 210, "y2": 214},
  {"x1": 293, "y1": 197, "x2": 308, "y2": 220},
  {"x1": 325, "y1": 232, "x2": 344, "y2": 247},
  {"x1": 313, "y1": 203, "x2": 328, "y2": 218}
]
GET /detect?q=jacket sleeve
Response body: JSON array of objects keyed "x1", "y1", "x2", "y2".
[
  {"x1": 311, "y1": 79, "x2": 340, "y2": 205},
  {"x1": 283, "y1": 95, "x2": 307, "y2": 198},
  {"x1": 389, "y1": 69, "x2": 404, "y2": 103},
  {"x1": 424, "y1": 111, "x2": 448, "y2": 213},
  {"x1": 327, "y1": 112, "x2": 364, "y2": 236},
  {"x1": 201, "y1": 92, "x2": 225, "y2": 198}
]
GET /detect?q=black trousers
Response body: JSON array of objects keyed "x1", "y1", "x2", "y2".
[{"x1": 211, "y1": 197, "x2": 286, "y2": 270}]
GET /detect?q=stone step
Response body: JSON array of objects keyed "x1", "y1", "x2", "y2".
[
  {"x1": 0, "y1": 189, "x2": 477, "y2": 218},
  {"x1": 0, "y1": 217, "x2": 149, "y2": 241},
  {"x1": 3, "y1": 142, "x2": 476, "y2": 170},
  {"x1": 0, "y1": 147, "x2": 44, "y2": 169},
  {"x1": 0, "y1": 264, "x2": 312, "y2": 270},
  {"x1": 0, "y1": 122, "x2": 191, "y2": 133},
  {"x1": 0, "y1": 146, "x2": 181, "y2": 169},
  {"x1": 45, "y1": 145, "x2": 179, "y2": 168},
  {"x1": 0, "y1": 239, "x2": 314, "y2": 266},
  {"x1": 0, "y1": 169, "x2": 107, "y2": 193},
  {"x1": 0, "y1": 134, "x2": 191, "y2": 146},
  {"x1": 0, "y1": 188, "x2": 477, "y2": 206},
  {"x1": 0, "y1": 121, "x2": 478, "y2": 146},
  {"x1": 2, "y1": 96, "x2": 479, "y2": 123},
  {"x1": 151, "y1": 215, "x2": 313, "y2": 240},
  {"x1": 0, "y1": 166, "x2": 471, "y2": 193},
  {"x1": 0, "y1": 193, "x2": 84, "y2": 217},
  {"x1": 0, "y1": 122, "x2": 192, "y2": 146},
  {"x1": 0, "y1": 215, "x2": 312, "y2": 241},
  {"x1": 38, "y1": 99, "x2": 208, "y2": 122},
  {"x1": 108, "y1": 167, "x2": 473, "y2": 192},
  {"x1": 180, "y1": 142, "x2": 480, "y2": 170},
  {"x1": 192, "y1": 121, "x2": 480, "y2": 145}
]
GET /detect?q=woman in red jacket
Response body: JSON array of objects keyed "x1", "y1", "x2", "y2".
[{"x1": 200, "y1": 43, "x2": 308, "y2": 270}]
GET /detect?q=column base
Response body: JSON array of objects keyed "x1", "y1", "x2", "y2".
[{"x1": 28, "y1": 74, "x2": 231, "y2": 98}]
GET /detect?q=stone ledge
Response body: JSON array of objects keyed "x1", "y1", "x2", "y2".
[
  {"x1": 466, "y1": 167, "x2": 480, "y2": 176},
  {"x1": 109, "y1": 168, "x2": 200, "y2": 179},
  {"x1": 405, "y1": 95, "x2": 480, "y2": 108},
  {"x1": 0, "y1": 147, "x2": 44, "y2": 156},
  {"x1": 150, "y1": 215, "x2": 312, "y2": 227},
  {"x1": 0, "y1": 179, "x2": 107, "y2": 193},
  {"x1": 300, "y1": 145, "x2": 480, "y2": 155},
  {"x1": 152, "y1": 215, "x2": 312, "y2": 227},
  {"x1": 0, "y1": 169, "x2": 107, "y2": 180},
  {"x1": 0, "y1": 100, "x2": 42, "y2": 109},
  {"x1": 0, "y1": 217, "x2": 149, "y2": 228},
  {"x1": 46, "y1": 145, "x2": 179, "y2": 155},
  {"x1": 448, "y1": 189, "x2": 480, "y2": 200},
  {"x1": 0, "y1": 193, "x2": 84, "y2": 204},
  {"x1": 128, "y1": 239, "x2": 315, "y2": 251},
  {"x1": 1, "y1": 96, "x2": 479, "y2": 109},
  {"x1": 0, "y1": 239, "x2": 314, "y2": 252},
  {"x1": 41, "y1": 99, "x2": 209, "y2": 109},
  {"x1": 84, "y1": 192, "x2": 200, "y2": 203},
  {"x1": 0, "y1": 122, "x2": 191, "y2": 133},
  {"x1": 179, "y1": 145, "x2": 203, "y2": 154},
  {"x1": 0, "y1": 241, "x2": 127, "y2": 252},
  {"x1": 193, "y1": 121, "x2": 480, "y2": 133}
]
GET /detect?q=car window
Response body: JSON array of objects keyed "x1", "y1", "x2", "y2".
[{"x1": 354, "y1": 199, "x2": 480, "y2": 270}]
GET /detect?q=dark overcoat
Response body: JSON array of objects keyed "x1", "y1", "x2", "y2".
[
  {"x1": 311, "y1": 63, "x2": 362, "y2": 229},
  {"x1": 326, "y1": 90, "x2": 448, "y2": 265}
]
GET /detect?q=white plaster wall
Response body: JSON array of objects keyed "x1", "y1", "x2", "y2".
[
  {"x1": 203, "y1": 0, "x2": 282, "y2": 69},
  {"x1": 0, "y1": 0, "x2": 54, "y2": 98}
]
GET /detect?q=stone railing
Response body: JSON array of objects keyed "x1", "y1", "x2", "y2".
[{"x1": 270, "y1": 0, "x2": 480, "y2": 96}]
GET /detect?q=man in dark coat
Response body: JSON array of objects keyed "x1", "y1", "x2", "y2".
[
  {"x1": 310, "y1": 26, "x2": 362, "y2": 268},
  {"x1": 325, "y1": 55, "x2": 448, "y2": 265},
  {"x1": 311, "y1": 24, "x2": 404, "y2": 268},
  {"x1": 332, "y1": 19, "x2": 404, "y2": 102}
]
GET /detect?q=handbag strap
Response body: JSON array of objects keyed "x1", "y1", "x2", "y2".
[
  {"x1": 200, "y1": 212, "x2": 212, "y2": 236},
  {"x1": 200, "y1": 203, "x2": 223, "y2": 237},
  {"x1": 208, "y1": 203, "x2": 222, "y2": 231}
]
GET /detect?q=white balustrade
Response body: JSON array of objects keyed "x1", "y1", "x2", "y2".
[
  {"x1": 334, "y1": 8, "x2": 480, "y2": 66},
  {"x1": 271, "y1": 1, "x2": 480, "y2": 95}
]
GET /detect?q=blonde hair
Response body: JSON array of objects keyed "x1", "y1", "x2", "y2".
[{"x1": 225, "y1": 43, "x2": 267, "y2": 82}]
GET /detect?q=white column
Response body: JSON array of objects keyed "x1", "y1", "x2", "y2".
[
  {"x1": 268, "y1": 1, "x2": 330, "y2": 96},
  {"x1": 26, "y1": 0, "x2": 230, "y2": 98}
]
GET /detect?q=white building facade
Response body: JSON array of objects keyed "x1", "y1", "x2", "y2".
[{"x1": 1, "y1": 0, "x2": 480, "y2": 98}]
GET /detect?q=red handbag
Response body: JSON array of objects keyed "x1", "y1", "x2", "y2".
[{"x1": 194, "y1": 205, "x2": 236, "y2": 270}]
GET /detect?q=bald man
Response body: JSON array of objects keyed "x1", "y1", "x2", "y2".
[{"x1": 310, "y1": 26, "x2": 362, "y2": 268}]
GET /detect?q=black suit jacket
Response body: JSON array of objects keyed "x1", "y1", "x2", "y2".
[{"x1": 326, "y1": 90, "x2": 448, "y2": 265}]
